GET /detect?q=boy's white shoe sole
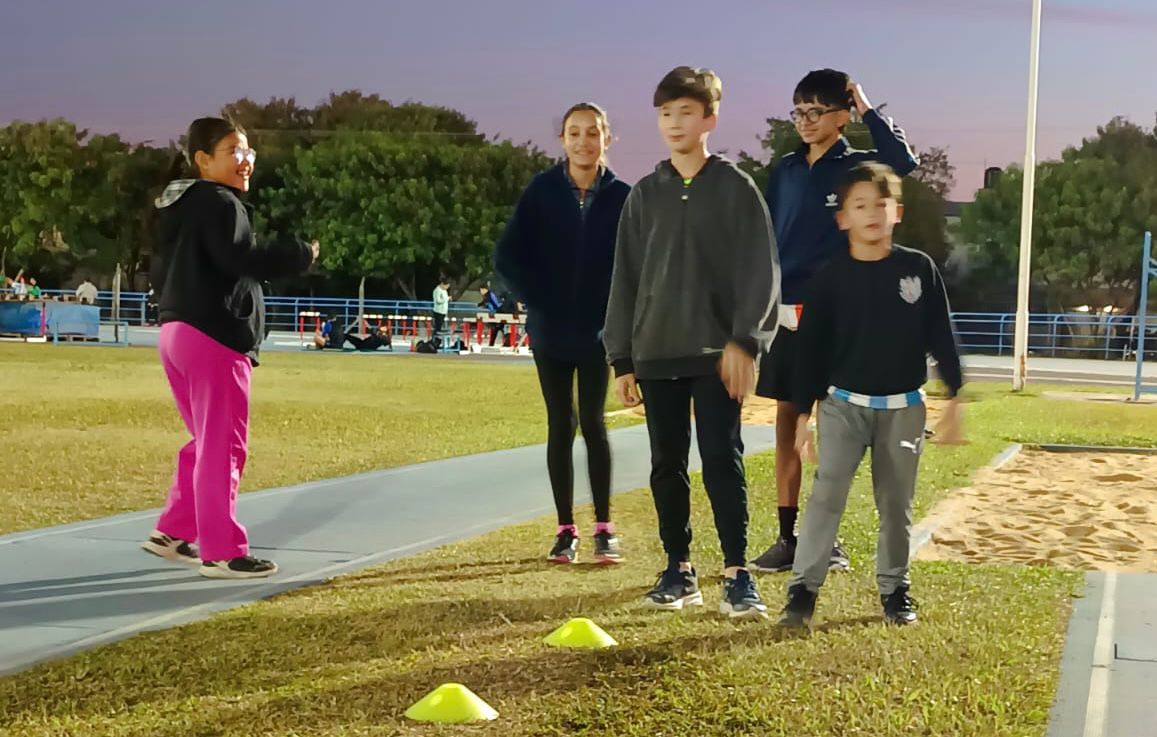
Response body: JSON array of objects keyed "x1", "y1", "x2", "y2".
[
  {"x1": 719, "y1": 601, "x2": 770, "y2": 620},
  {"x1": 643, "y1": 591, "x2": 704, "y2": 611}
]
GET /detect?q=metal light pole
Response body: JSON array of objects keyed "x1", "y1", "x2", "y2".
[{"x1": 1012, "y1": 0, "x2": 1043, "y2": 391}]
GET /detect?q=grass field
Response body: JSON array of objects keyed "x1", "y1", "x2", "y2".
[
  {"x1": 4, "y1": 345, "x2": 1157, "y2": 736},
  {"x1": 0, "y1": 344, "x2": 635, "y2": 535}
]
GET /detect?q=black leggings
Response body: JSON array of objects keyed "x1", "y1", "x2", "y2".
[{"x1": 534, "y1": 349, "x2": 612, "y2": 526}]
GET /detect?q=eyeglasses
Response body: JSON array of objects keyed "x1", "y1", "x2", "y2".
[
  {"x1": 231, "y1": 146, "x2": 257, "y2": 165},
  {"x1": 789, "y1": 107, "x2": 844, "y2": 124}
]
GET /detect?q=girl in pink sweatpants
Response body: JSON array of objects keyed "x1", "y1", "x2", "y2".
[{"x1": 141, "y1": 117, "x2": 317, "y2": 579}]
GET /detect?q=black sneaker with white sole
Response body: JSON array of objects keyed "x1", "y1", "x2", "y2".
[
  {"x1": 141, "y1": 531, "x2": 199, "y2": 565},
  {"x1": 720, "y1": 570, "x2": 768, "y2": 619},
  {"x1": 778, "y1": 583, "x2": 818, "y2": 628},
  {"x1": 199, "y1": 556, "x2": 279, "y2": 580},
  {"x1": 881, "y1": 586, "x2": 919, "y2": 626},
  {"x1": 748, "y1": 537, "x2": 796, "y2": 572},
  {"x1": 830, "y1": 541, "x2": 851, "y2": 572},
  {"x1": 592, "y1": 531, "x2": 623, "y2": 564},
  {"x1": 644, "y1": 565, "x2": 703, "y2": 610},
  {"x1": 548, "y1": 529, "x2": 579, "y2": 564}
]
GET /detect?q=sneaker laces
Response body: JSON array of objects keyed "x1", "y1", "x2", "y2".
[
  {"x1": 731, "y1": 570, "x2": 759, "y2": 600},
  {"x1": 885, "y1": 588, "x2": 918, "y2": 612}
]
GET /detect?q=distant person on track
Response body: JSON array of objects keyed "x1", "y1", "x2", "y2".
[
  {"x1": 495, "y1": 101, "x2": 630, "y2": 565},
  {"x1": 144, "y1": 116, "x2": 318, "y2": 580},
  {"x1": 75, "y1": 278, "x2": 98, "y2": 305},
  {"x1": 432, "y1": 276, "x2": 450, "y2": 340}
]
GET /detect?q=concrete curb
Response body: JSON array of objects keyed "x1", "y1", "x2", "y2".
[{"x1": 1029, "y1": 443, "x2": 1157, "y2": 455}]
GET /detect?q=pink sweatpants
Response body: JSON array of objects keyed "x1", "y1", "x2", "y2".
[{"x1": 155, "y1": 322, "x2": 252, "y2": 561}]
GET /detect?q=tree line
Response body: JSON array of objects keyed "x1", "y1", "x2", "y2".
[{"x1": 1, "y1": 90, "x2": 1153, "y2": 312}]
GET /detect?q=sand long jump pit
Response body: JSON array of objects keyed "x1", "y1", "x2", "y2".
[{"x1": 918, "y1": 446, "x2": 1157, "y2": 572}]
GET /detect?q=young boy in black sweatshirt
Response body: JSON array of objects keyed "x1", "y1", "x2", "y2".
[
  {"x1": 751, "y1": 69, "x2": 920, "y2": 575},
  {"x1": 603, "y1": 66, "x2": 780, "y2": 619},
  {"x1": 778, "y1": 162, "x2": 964, "y2": 628}
]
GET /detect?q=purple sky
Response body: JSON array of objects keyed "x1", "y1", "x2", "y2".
[{"x1": 3, "y1": 0, "x2": 1156, "y2": 200}]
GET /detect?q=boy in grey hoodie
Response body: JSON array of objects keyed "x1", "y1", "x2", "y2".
[{"x1": 603, "y1": 66, "x2": 780, "y2": 619}]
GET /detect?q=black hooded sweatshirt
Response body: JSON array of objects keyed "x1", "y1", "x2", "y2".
[{"x1": 151, "y1": 179, "x2": 313, "y2": 364}]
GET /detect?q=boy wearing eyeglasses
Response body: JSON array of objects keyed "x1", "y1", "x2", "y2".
[{"x1": 750, "y1": 69, "x2": 920, "y2": 576}]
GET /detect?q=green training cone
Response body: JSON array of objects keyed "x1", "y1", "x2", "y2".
[
  {"x1": 404, "y1": 683, "x2": 498, "y2": 723},
  {"x1": 543, "y1": 617, "x2": 618, "y2": 649}
]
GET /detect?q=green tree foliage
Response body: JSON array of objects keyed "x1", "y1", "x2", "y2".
[
  {"x1": 959, "y1": 117, "x2": 1157, "y2": 311},
  {"x1": 0, "y1": 93, "x2": 537, "y2": 294},
  {"x1": 264, "y1": 134, "x2": 550, "y2": 298},
  {"x1": 0, "y1": 120, "x2": 169, "y2": 283}
]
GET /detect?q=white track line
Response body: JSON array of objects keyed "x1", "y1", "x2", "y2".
[{"x1": 1083, "y1": 571, "x2": 1117, "y2": 737}]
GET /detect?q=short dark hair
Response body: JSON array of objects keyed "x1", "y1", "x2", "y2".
[
  {"x1": 793, "y1": 68, "x2": 852, "y2": 109},
  {"x1": 838, "y1": 162, "x2": 903, "y2": 206},
  {"x1": 653, "y1": 66, "x2": 722, "y2": 116}
]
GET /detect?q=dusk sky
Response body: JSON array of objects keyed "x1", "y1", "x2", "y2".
[{"x1": 3, "y1": 0, "x2": 1156, "y2": 200}]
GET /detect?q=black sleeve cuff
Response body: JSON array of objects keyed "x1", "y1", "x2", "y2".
[
  {"x1": 611, "y1": 358, "x2": 634, "y2": 378},
  {"x1": 730, "y1": 336, "x2": 759, "y2": 359}
]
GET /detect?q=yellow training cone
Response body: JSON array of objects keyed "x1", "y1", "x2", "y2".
[
  {"x1": 404, "y1": 683, "x2": 498, "y2": 723},
  {"x1": 544, "y1": 617, "x2": 618, "y2": 649}
]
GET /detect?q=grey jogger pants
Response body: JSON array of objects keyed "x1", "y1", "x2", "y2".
[{"x1": 789, "y1": 396, "x2": 926, "y2": 596}]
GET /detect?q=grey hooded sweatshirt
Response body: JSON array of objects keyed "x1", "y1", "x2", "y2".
[{"x1": 603, "y1": 155, "x2": 780, "y2": 380}]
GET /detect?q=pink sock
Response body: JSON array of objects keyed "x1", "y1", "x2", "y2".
[
  {"x1": 557, "y1": 524, "x2": 578, "y2": 536},
  {"x1": 594, "y1": 522, "x2": 614, "y2": 535}
]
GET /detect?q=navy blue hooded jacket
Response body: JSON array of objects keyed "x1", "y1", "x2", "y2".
[
  {"x1": 768, "y1": 109, "x2": 919, "y2": 305},
  {"x1": 494, "y1": 164, "x2": 630, "y2": 360}
]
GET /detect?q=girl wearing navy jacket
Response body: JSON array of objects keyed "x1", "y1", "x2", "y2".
[
  {"x1": 143, "y1": 117, "x2": 317, "y2": 579},
  {"x1": 495, "y1": 103, "x2": 630, "y2": 565}
]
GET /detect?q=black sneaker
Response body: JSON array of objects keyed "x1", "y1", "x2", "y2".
[
  {"x1": 592, "y1": 531, "x2": 623, "y2": 564},
  {"x1": 548, "y1": 529, "x2": 579, "y2": 564},
  {"x1": 749, "y1": 537, "x2": 796, "y2": 572},
  {"x1": 644, "y1": 565, "x2": 703, "y2": 610},
  {"x1": 882, "y1": 586, "x2": 919, "y2": 626},
  {"x1": 199, "y1": 556, "x2": 279, "y2": 580},
  {"x1": 141, "y1": 530, "x2": 199, "y2": 565},
  {"x1": 778, "y1": 583, "x2": 818, "y2": 628},
  {"x1": 829, "y1": 542, "x2": 851, "y2": 572},
  {"x1": 720, "y1": 569, "x2": 768, "y2": 619}
]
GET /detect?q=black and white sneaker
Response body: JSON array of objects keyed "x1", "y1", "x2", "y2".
[
  {"x1": 644, "y1": 565, "x2": 703, "y2": 610},
  {"x1": 592, "y1": 531, "x2": 623, "y2": 564},
  {"x1": 141, "y1": 530, "x2": 199, "y2": 565},
  {"x1": 720, "y1": 570, "x2": 768, "y2": 619},
  {"x1": 548, "y1": 529, "x2": 579, "y2": 564},
  {"x1": 778, "y1": 583, "x2": 818, "y2": 628},
  {"x1": 749, "y1": 536, "x2": 796, "y2": 572},
  {"x1": 199, "y1": 556, "x2": 279, "y2": 580},
  {"x1": 881, "y1": 586, "x2": 919, "y2": 626},
  {"x1": 830, "y1": 541, "x2": 851, "y2": 572}
]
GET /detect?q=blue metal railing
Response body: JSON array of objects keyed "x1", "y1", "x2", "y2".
[{"x1": 17, "y1": 288, "x2": 1157, "y2": 360}]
